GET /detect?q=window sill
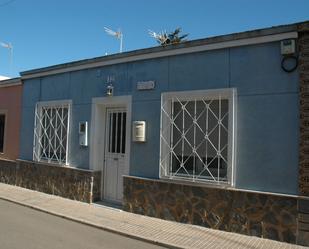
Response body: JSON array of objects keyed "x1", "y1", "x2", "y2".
[
  {"x1": 124, "y1": 175, "x2": 304, "y2": 200},
  {"x1": 16, "y1": 159, "x2": 96, "y2": 173},
  {"x1": 159, "y1": 175, "x2": 232, "y2": 190}
]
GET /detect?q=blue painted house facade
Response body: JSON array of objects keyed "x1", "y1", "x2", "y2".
[{"x1": 5, "y1": 21, "x2": 309, "y2": 245}]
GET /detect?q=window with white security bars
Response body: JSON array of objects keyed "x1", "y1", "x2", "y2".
[
  {"x1": 160, "y1": 89, "x2": 236, "y2": 185},
  {"x1": 33, "y1": 101, "x2": 71, "y2": 165}
]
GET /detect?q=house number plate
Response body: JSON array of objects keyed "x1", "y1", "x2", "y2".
[{"x1": 137, "y1": 81, "x2": 155, "y2": 90}]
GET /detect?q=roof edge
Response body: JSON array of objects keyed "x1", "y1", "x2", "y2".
[
  {"x1": 20, "y1": 20, "x2": 308, "y2": 79},
  {"x1": 0, "y1": 77, "x2": 22, "y2": 88}
]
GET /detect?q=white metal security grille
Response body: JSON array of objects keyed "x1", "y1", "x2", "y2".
[
  {"x1": 33, "y1": 101, "x2": 71, "y2": 165},
  {"x1": 106, "y1": 109, "x2": 127, "y2": 154},
  {"x1": 160, "y1": 89, "x2": 236, "y2": 185}
]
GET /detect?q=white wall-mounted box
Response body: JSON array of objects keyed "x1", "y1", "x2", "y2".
[
  {"x1": 281, "y1": 39, "x2": 296, "y2": 55},
  {"x1": 132, "y1": 121, "x2": 146, "y2": 142},
  {"x1": 79, "y1": 121, "x2": 88, "y2": 146}
]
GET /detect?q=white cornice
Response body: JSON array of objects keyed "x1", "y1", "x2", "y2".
[{"x1": 21, "y1": 31, "x2": 298, "y2": 80}]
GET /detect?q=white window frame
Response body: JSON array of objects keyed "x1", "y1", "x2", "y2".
[
  {"x1": 33, "y1": 100, "x2": 72, "y2": 165},
  {"x1": 160, "y1": 88, "x2": 237, "y2": 186}
]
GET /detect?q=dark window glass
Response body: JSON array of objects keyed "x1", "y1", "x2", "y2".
[
  {"x1": 108, "y1": 113, "x2": 112, "y2": 153},
  {"x1": 39, "y1": 106, "x2": 68, "y2": 163},
  {"x1": 0, "y1": 114, "x2": 5, "y2": 153},
  {"x1": 171, "y1": 99, "x2": 228, "y2": 180},
  {"x1": 108, "y1": 111, "x2": 126, "y2": 154},
  {"x1": 121, "y1": 112, "x2": 126, "y2": 153},
  {"x1": 111, "y1": 113, "x2": 116, "y2": 153},
  {"x1": 116, "y1": 112, "x2": 122, "y2": 153}
]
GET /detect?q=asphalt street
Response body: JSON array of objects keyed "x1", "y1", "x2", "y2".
[{"x1": 0, "y1": 199, "x2": 167, "y2": 249}]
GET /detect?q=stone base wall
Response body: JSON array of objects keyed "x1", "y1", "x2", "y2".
[
  {"x1": 298, "y1": 21, "x2": 309, "y2": 197},
  {"x1": 123, "y1": 176, "x2": 309, "y2": 246},
  {"x1": 297, "y1": 21, "x2": 309, "y2": 248},
  {"x1": 298, "y1": 199, "x2": 309, "y2": 246},
  {"x1": 0, "y1": 159, "x2": 101, "y2": 203},
  {"x1": 0, "y1": 159, "x2": 16, "y2": 185}
]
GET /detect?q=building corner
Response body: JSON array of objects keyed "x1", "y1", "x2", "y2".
[{"x1": 297, "y1": 21, "x2": 309, "y2": 246}]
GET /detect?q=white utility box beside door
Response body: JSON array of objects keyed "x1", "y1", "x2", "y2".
[{"x1": 132, "y1": 121, "x2": 146, "y2": 142}]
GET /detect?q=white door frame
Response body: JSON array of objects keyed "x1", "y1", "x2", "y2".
[{"x1": 89, "y1": 95, "x2": 132, "y2": 201}]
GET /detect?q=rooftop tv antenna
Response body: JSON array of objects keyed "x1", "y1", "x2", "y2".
[
  {"x1": 148, "y1": 29, "x2": 168, "y2": 44},
  {"x1": 104, "y1": 27, "x2": 123, "y2": 53},
  {"x1": 0, "y1": 41, "x2": 13, "y2": 75},
  {"x1": 149, "y1": 28, "x2": 188, "y2": 46}
]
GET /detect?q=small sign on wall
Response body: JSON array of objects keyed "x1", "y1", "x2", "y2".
[{"x1": 137, "y1": 81, "x2": 155, "y2": 90}]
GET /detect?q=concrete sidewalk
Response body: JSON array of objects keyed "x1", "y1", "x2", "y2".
[{"x1": 0, "y1": 183, "x2": 306, "y2": 249}]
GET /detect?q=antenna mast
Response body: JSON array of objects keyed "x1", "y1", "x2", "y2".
[
  {"x1": 104, "y1": 27, "x2": 123, "y2": 53},
  {"x1": 0, "y1": 41, "x2": 13, "y2": 76}
]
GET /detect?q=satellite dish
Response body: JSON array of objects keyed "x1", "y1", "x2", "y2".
[{"x1": 104, "y1": 27, "x2": 123, "y2": 53}]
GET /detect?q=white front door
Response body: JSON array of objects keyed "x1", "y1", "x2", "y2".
[{"x1": 104, "y1": 108, "x2": 127, "y2": 203}]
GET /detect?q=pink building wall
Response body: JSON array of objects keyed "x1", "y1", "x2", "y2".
[{"x1": 0, "y1": 80, "x2": 22, "y2": 160}]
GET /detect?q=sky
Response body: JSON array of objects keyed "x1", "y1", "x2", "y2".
[{"x1": 0, "y1": 0, "x2": 308, "y2": 78}]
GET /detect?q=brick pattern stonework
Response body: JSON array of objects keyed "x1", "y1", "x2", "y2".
[
  {"x1": 298, "y1": 199, "x2": 309, "y2": 246},
  {"x1": 0, "y1": 159, "x2": 16, "y2": 185},
  {"x1": 123, "y1": 176, "x2": 303, "y2": 244},
  {"x1": 297, "y1": 22, "x2": 309, "y2": 247},
  {"x1": 0, "y1": 159, "x2": 101, "y2": 203},
  {"x1": 298, "y1": 22, "x2": 309, "y2": 196}
]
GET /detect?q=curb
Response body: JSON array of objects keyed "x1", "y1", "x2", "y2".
[{"x1": 0, "y1": 196, "x2": 183, "y2": 249}]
